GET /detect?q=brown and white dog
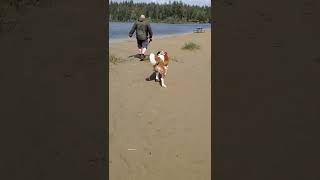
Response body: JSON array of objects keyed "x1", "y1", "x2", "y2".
[{"x1": 149, "y1": 50, "x2": 169, "y2": 88}]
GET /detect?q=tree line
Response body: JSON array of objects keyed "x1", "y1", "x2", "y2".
[{"x1": 109, "y1": 0, "x2": 211, "y2": 24}]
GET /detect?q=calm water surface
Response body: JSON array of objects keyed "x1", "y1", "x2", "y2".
[{"x1": 109, "y1": 22, "x2": 211, "y2": 42}]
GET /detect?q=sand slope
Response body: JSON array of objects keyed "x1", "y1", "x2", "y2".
[{"x1": 109, "y1": 31, "x2": 211, "y2": 180}]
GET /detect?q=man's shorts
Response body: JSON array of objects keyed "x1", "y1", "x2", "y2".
[{"x1": 137, "y1": 39, "x2": 149, "y2": 49}]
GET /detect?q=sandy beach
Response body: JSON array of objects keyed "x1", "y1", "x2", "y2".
[{"x1": 109, "y1": 30, "x2": 211, "y2": 179}]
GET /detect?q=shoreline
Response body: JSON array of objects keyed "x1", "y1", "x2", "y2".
[{"x1": 109, "y1": 27, "x2": 211, "y2": 44}]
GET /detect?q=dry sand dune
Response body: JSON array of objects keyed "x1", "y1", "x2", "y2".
[{"x1": 109, "y1": 30, "x2": 211, "y2": 180}]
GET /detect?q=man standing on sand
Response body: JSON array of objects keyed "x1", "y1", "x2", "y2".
[{"x1": 129, "y1": 15, "x2": 153, "y2": 61}]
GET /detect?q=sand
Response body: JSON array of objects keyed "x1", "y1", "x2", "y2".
[{"x1": 109, "y1": 30, "x2": 211, "y2": 179}]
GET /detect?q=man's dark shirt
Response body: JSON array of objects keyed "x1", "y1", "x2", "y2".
[{"x1": 129, "y1": 20, "x2": 153, "y2": 41}]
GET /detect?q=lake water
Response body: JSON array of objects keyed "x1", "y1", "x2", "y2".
[{"x1": 109, "y1": 22, "x2": 211, "y2": 43}]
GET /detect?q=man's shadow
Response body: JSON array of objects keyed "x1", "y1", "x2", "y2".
[
  {"x1": 128, "y1": 54, "x2": 141, "y2": 59},
  {"x1": 128, "y1": 54, "x2": 149, "y2": 61}
]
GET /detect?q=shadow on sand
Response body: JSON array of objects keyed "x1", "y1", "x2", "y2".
[
  {"x1": 145, "y1": 71, "x2": 162, "y2": 86},
  {"x1": 128, "y1": 54, "x2": 141, "y2": 59},
  {"x1": 128, "y1": 54, "x2": 150, "y2": 61},
  {"x1": 127, "y1": 54, "x2": 160, "y2": 86}
]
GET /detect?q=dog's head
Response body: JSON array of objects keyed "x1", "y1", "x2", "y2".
[{"x1": 157, "y1": 50, "x2": 166, "y2": 56}]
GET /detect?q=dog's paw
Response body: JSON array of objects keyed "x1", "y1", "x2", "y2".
[{"x1": 162, "y1": 84, "x2": 167, "y2": 88}]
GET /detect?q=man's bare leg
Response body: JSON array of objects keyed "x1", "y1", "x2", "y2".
[
  {"x1": 142, "y1": 48, "x2": 147, "y2": 55},
  {"x1": 140, "y1": 48, "x2": 147, "y2": 60},
  {"x1": 138, "y1": 48, "x2": 142, "y2": 59}
]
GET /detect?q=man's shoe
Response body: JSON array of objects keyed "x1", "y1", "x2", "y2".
[{"x1": 140, "y1": 54, "x2": 145, "y2": 61}]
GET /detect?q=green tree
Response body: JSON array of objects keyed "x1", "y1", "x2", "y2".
[{"x1": 109, "y1": 1, "x2": 211, "y2": 23}]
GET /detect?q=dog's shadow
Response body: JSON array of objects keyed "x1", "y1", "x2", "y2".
[
  {"x1": 127, "y1": 54, "x2": 160, "y2": 86},
  {"x1": 145, "y1": 72, "x2": 161, "y2": 86}
]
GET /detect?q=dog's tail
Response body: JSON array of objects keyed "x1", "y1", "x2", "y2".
[{"x1": 149, "y1": 53, "x2": 157, "y2": 65}]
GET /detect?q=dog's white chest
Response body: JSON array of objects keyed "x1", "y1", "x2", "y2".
[{"x1": 158, "y1": 54, "x2": 165, "y2": 61}]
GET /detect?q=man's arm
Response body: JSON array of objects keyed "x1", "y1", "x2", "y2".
[
  {"x1": 129, "y1": 22, "x2": 136, "y2": 37},
  {"x1": 147, "y1": 23, "x2": 153, "y2": 39}
]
